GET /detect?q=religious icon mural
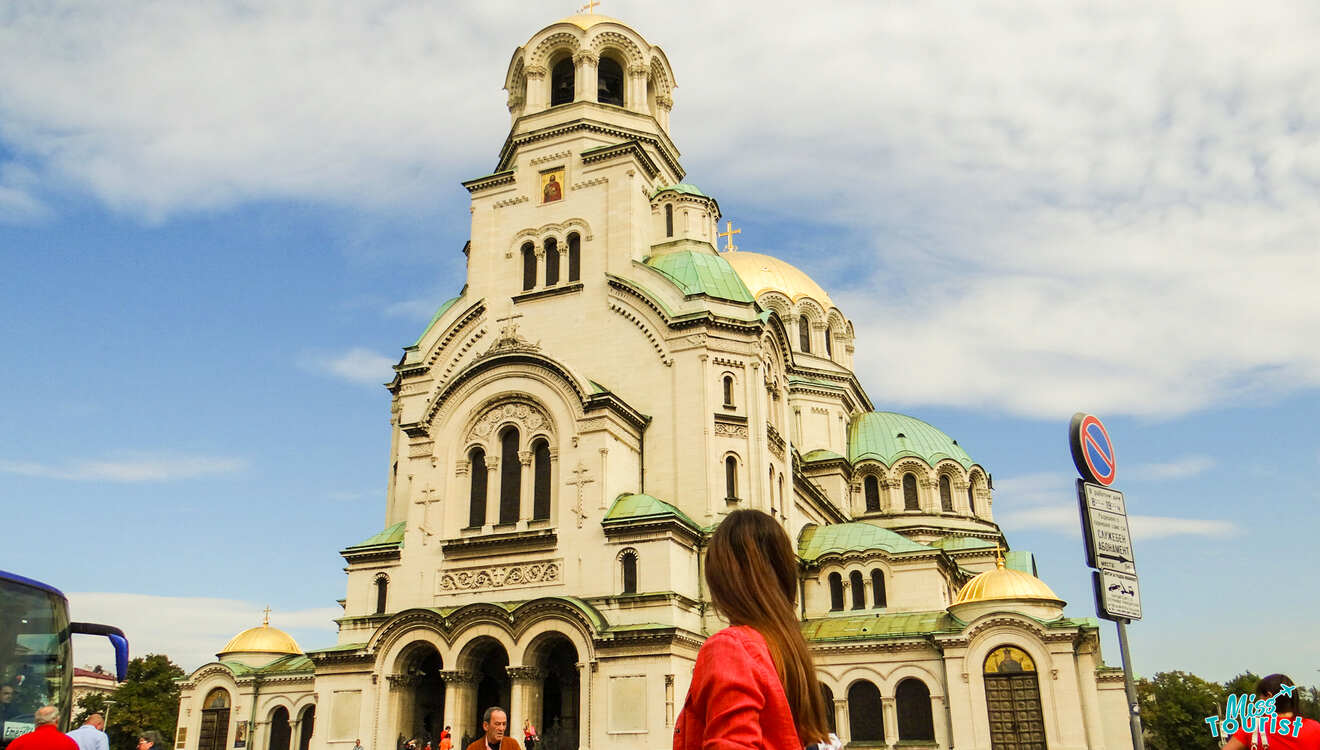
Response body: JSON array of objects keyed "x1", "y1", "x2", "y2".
[{"x1": 541, "y1": 168, "x2": 565, "y2": 203}]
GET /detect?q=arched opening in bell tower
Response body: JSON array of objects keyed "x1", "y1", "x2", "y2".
[
  {"x1": 550, "y1": 55, "x2": 575, "y2": 106},
  {"x1": 597, "y1": 55, "x2": 624, "y2": 106}
]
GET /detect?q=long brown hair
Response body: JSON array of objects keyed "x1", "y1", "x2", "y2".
[{"x1": 705, "y1": 509, "x2": 829, "y2": 745}]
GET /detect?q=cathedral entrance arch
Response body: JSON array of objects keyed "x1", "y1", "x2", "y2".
[
  {"x1": 268, "y1": 707, "x2": 292, "y2": 750},
  {"x1": 392, "y1": 642, "x2": 447, "y2": 747},
  {"x1": 459, "y1": 637, "x2": 510, "y2": 739},
  {"x1": 197, "y1": 688, "x2": 231, "y2": 750},
  {"x1": 524, "y1": 633, "x2": 580, "y2": 750},
  {"x1": 983, "y1": 645, "x2": 1047, "y2": 750}
]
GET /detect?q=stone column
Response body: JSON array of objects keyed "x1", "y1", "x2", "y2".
[
  {"x1": 930, "y1": 694, "x2": 948, "y2": 749},
  {"x1": 574, "y1": 51, "x2": 597, "y2": 103},
  {"x1": 833, "y1": 699, "x2": 849, "y2": 745},
  {"x1": 438, "y1": 670, "x2": 477, "y2": 745},
  {"x1": 484, "y1": 457, "x2": 500, "y2": 528},
  {"x1": 576, "y1": 662, "x2": 592, "y2": 750},
  {"x1": 385, "y1": 674, "x2": 422, "y2": 747},
  {"x1": 627, "y1": 65, "x2": 648, "y2": 110},
  {"x1": 655, "y1": 94, "x2": 672, "y2": 130},
  {"x1": 881, "y1": 696, "x2": 897, "y2": 748},
  {"x1": 524, "y1": 66, "x2": 547, "y2": 113},
  {"x1": 518, "y1": 450, "x2": 533, "y2": 528},
  {"x1": 546, "y1": 448, "x2": 559, "y2": 522},
  {"x1": 506, "y1": 667, "x2": 546, "y2": 736}
]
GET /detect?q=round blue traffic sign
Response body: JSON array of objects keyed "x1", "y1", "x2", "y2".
[{"x1": 1070, "y1": 413, "x2": 1116, "y2": 486}]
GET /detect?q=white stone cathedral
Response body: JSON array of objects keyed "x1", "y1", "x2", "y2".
[{"x1": 176, "y1": 12, "x2": 1135, "y2": 750}]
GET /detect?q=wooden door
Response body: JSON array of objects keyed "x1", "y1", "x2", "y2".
[
  {"x1": 197, "y1": 709, "x2": 230, "y2": 750},
  {"x1": 985, "y1": 674, "x2": 1046, "y2": 750}
]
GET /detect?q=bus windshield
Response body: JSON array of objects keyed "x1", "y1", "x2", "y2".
[{"x1": 0, "y1": 575, "x2": 72, "y2": 748}]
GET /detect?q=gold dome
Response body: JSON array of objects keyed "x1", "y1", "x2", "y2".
[
  {"x1": 723, "y1": 251, "x2": 835, "y2": 308},
  {"x1": 218, "y1": 624, "x2": 301, "y2": 658},
  {"x1": 554, "y1": 13, "x2": 624, "y2": 31},
  {"x1": 954, "y1": 559, "x2": 1062, "y2": 605}
]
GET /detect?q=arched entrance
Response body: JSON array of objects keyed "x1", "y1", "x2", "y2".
[
  {"x1": 198, "y1": 689, "x2": 231, "y2": 750},
  {"x1": 394, "y1": 643, "x2": 447, "y2": 747},
  {"x1": 983, "y1": 645, "x2": 1047, "y2": 749},
  {"x1": 296, "y1": 706, "x2": 315, "y2": 750},
  {"x1": 465, "y1": 639, "x2": 510, "y2": 739},
  {"x1": 268, "y1": 707, "x2": 292, "y2": 750},
  {"x1": 531, "y1": 635, "x2": 580, "y2": 750}
]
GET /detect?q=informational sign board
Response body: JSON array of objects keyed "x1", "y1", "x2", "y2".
[
  {"x1": 1077, "y1": 481, "x2": 1137, "y2": 575},
  {"x1": 1093, "y1": 569, "x2": 1143, "y2": 621}
]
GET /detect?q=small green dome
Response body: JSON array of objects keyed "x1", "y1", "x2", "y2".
[
  {"x1": 652, "y1": 182, "x2": 706, "y2": 198},
  {"x1": 798, "y1": 522, "x2": 931, "y2": 562},
  {"x1": 644, "y1": 249, "x2": 754, "y2": 303},
  {"x1": 848, "y1": 412, "x2": 975, "y2": 469}
]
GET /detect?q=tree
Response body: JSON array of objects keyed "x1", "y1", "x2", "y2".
[
  {"x1": 73, "y1": 692, "x2": 111, "y2": 728},
  {"x1": 1223, "y1": 671, "x2": 1260, "y2": 701},
  {"x1": 1137, "y1": 671, "x2": 1224, "y2": 750},
  {"x1": 97, "y1": 654, "x2": 186, "y2": 750}
]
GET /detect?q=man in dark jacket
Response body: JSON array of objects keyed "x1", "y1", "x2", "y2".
[{"x1": 463, "y1": 708, "x2": 518, "y2": 750}]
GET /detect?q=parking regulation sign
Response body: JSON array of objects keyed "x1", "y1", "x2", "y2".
[
  {"x1": 1078, "y1": 481, "x2": 1137, "y2": 575},
  {"x1": 1093, "y1": 569, "x2": 1143, "y2": 621},
  {"x1": 1070, "y1": 413, "x2": 1117, "y2": 486}
]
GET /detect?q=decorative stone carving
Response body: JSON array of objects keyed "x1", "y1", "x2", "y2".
[
  {"x1": 387, "y1": 674, "x2": 422, "y2": 689},
  {"x1": 469, "y1": 401, "x2": 552, "y2": 441},
  {"x1": 437, "y1": 670, "x2": 478, "y2": 686},
  {"x1": 438, "y1": 560, "x2": 562, "y2": 592},
  {"x1": 713, "y1": 421, "x2": 749, "y2": 438},
  {"x1": 506, "y1": 666, "x2": 547, "y2": 682},
  {"x1": 519, "y1": 450, "x2": 533, "y2": 466}
]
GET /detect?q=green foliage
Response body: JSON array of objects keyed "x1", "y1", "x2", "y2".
[
  {"x1": 97, "y1": 654, "x2": 186, "y2": 750},
  {"x1": 1223, "y1": 671, "x2": 1260, "y2": 700},
  {"x1": 73, "y1": 692, "x2": 110, "y2": 728},
  {"x1": 1136, "y1": 671, "x2": 1224, "y2": 750}
]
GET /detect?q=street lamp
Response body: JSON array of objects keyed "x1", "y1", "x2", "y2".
[{"x1": 104, "y1": 699, "x2": 117, "y2": 728}]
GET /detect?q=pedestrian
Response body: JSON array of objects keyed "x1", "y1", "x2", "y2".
[
  {"x1": 463, "y1": 708, "x2": 519, "y2": 750},
  {"x1": 521, "y1": 720, "x2": 536, "y2": 750},
  {"x1": 1221, "y1": 673, "x2": 1320, "y2": 750},
  {"x1": 8, "y1": 706, "x2": 78, "y2": 750},
  {"x1": 67, "y1": 714, "x2": 109, "y2": 750},
  {"x1": 673, "y1": 509, "x2": 841, "y2": 750},
  {"x1": 353, "y1": 739, "x2": 364, "y2": 750},
  {"x1": 438, "y1": 727, "x2": 452, "y2": 750},
  {"x1": 137, "y1": 731, "x2": 164, "y2": 750}
]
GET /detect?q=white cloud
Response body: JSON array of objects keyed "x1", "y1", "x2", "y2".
[
  {"x1": 304, "y1": 347, "x2": 397, "y2": 385},
  {"x1": 1128, "y1": 515, "x2": 1235, "y2": 540},
  {"x1": 0, "y1": 454, "x2": 246, "y2": 482},
  {"x1": 1128, "y1": 455, "x2": 1215, "y2": 481},
  {"x1": 66, "y1": 593, "x2": 340, "y2": 673},
  {"x1": 2, "y1": 0, "x2": 1318, "y2": 415}
]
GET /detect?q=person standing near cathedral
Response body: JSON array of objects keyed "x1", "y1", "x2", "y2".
[
  {"x1": 66, "y1": 714, "x2": 109, "y2": 750},
  {"x1": 7, "y1": 706, "x2": 78, "y2": 750},
  {"x1": 673, "y1": 510, "x2": 840, "y2": 750},
  {"x1": 463, "y1": 708, "x2": 518, "y2": 750}
]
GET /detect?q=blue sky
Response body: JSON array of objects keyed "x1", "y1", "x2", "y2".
[{"x1": 2, "y1": 0, "x2": 1318, "y2": 681}]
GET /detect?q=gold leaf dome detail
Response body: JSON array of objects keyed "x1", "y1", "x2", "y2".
[
  {"x1": 722, "y1": 251, "x2": 835, "y2": 308},
  {"x1": 218, "y1": 624, "x2": 301, "y2": 657},
  {"x1": 954, "y1": 560, "x2": 1062, "y2": 605}
]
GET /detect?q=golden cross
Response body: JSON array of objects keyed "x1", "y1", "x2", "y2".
[
  {"x1": 579, "y1": 0, "x2": 600, "y2": 13},
  {"x1": 994, "y1": 541, "x2": 1005, "y2": 568},
  {"x1": 262, "y1": 606, "x2": 271, "y2": 626},
  {"x1": 718, "y1": 221, "x2": 741, "y2": 252}
]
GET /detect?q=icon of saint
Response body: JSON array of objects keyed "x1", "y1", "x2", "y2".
[{"x1": 543, "y1": 174, "x2": 562, "y2": 202}]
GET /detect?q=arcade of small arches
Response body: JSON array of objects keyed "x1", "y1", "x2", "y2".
[
  {"x1": 194, "y1": 688, "x2": 316, "y2": 750},
  {"x1": 826, "y1": 567, "x2": 887, "y2": 612},
  {"x1": 518, "y1": 232, "x2": 583, "y2": 293},
  {"x1": 757, "y1": 293, "x2": 852, "y2": 366},
  {"x1": 854, "y1": 464, "x2": 989, "y2": 519},
  {"x1": 460, "y1": 400, "x2": 560, "y2": 529}
]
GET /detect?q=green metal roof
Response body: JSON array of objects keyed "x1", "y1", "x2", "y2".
[
  {"x1": 644, "y1": 250, "x2": 755, "y2": 303},
  {"x1": 604, "y1": 493, "x2": 701, "y2": 531},
  {"x1": 797, "y1": 522, "x2": 931, "y2": 562},
  {"x1": 343, "y1": 521, "x2": 405, "y2": 551},
  {"x1": 409, "y1": 295, "x2": 463, "y2": 348},
  {"x1": 848, "y1": 411, "x2": 975, "y2": 469},
  {"x1": 651, "y1": 183, "x2": 706, "y2": 198},
  {"x1": 802, "y1": 610, "x2": 956, "y2": 642},
  {"x1": 1005, "y1": 550, "x2": 1037, "y2": 576},
  {"x1": 218, "y1": 654, "x2": 314, "y2": 676},
  {"x1": 304, "y1": 642, "x2": 368, "y2": 654},
  {"x1": 929, "y1": 536, "x2": 997, "y2": 551},
  {"x1": 801, "y1": 449, "x2": 846, "y2": 463}
]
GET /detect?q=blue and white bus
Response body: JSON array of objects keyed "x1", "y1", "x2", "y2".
[{"x1": 0, "y1": 571, "x2": 129, "y2": 747}]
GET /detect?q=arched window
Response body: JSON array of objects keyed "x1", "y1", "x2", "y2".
[
  {"x1": 597, "y1": 56, "x2": 624, "y2": 106},
  {"x1": 871, "y1": 569, "x2": 886, "y2": 608},
  {"x1": 968, "y1": 477, "x2": 978, "y2": 514},
  {"x1": 268, "y1": 707, "x2": 292, "y2": 750},
  {"x1": 847, "y1": 681, "x2": 884, "y2": 742},
  {"x1": 665, "y1": 204, "x2": 673, "y2": 237},
  {"x1": 567, "y1": 232, "x2": 581, "y2": 282},
  {"x1": 768, "y1": 467, "x2": 776, "y2": 515},
  {"x1": 620, "y1": 549, "x2": 638, "y2": 594},
  {"x1": 499, "y1": 427, "x2": 521, "y2": 525},
  {"x1": 820, "y1": 683, "x2": 836, "y2": 734},
  {"x1": 532, "y1": 438, "x2": 552, "y2": 520},
  {"x1": 849, "y1": 571, "x2": 865, "y2": 610},
  {"x1": 825, "y1": 326, "x2": 833, "y2": 358},
  {"x1": 798, "y1": 315, "x2": 811, "y2": 352},
  {"x1": 521, "y1": 242, "x2": 536, "y2": 291},
  {"x1": 468, "y1": 447, "x2": 487, "y2": 527},
  {"x1": 724, "y1": 456, "x2": 738, "y2": 501},
  {"x1": 864, "y1": 475, "x2": 880, "y2": 513},
  {"x1": 296, "y1": 706, "x2": 315, "y2": 750},
  {"x1": 896, "y1": 678, "x2": 935, "y2": 741},
  {"x1": 722, "y1": 375, "x2": 735, "y2": 407},
  {"x1": 198, "y1": 688, "x2": 231, "y2": 750},
  {"x1": 544, "y1": 237, "x2": 560, "y2": 286},
  {"x1": 940, "y1": 475, "x2": 953, "y2": 512},
  {"x1": 903, "y1": 473, "x2": 919, "y2": 510},
  {"x1": 827, "y1": 572, "x2": 844, "y2": 611},
  {"x1": 777, "y1": 473, "x2": 785, "y2": 518},
  {"x1": 374, "y1": 575, "x2": 388, "y2": 615},
  {"x1": 550, "y1": 56, "x2": 575, "y2": 106}
]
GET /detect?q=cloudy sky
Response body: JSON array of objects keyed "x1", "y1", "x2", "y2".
[{"x1": 3, "y1": 0, "x2": 1317, "y2": 680}]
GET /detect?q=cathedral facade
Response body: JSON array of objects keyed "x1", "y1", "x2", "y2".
[{"x1": 176, "y1": 13, "x2": 1134, "y2": 750}]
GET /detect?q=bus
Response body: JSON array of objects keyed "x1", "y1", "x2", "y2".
[{"x1": 1, "y1": 571, "x2": 129, "y2": 747}]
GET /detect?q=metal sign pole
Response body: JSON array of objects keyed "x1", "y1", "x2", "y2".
[{"x1": 1116, "y1": 619, "x2": 1145, "y2": 750}]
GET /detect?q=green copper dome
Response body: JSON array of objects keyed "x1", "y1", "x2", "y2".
[
  {"x1": 848, "y1": 412, "x2": 975, "y2": 469},
  {"x1": 644, "y1": 249, "x2": 754, "y2": 303},
  {"x1": 652, "y1": 183, "x2": 706, "y2": 198}
]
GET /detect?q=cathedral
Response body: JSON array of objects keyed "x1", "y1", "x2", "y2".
[{"x1": 176, "y1": 12, "x2": 1135, "y2": 750}]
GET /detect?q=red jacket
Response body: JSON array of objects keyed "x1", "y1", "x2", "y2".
[
  {"x1": 674, "y1": 625, "x2": 802, "y2": 750},
  {"x1": 8, "y1": 725, "x2": 79, "y2": 750}
]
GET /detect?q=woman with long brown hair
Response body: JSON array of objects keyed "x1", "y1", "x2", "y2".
[{"x1": 673, "y1": 509, "x2": 840, "y2": 750}]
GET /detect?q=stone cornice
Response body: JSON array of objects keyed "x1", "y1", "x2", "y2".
[
  {"x1": 442, "y1": 529, "x2": 558, "y2": 559},
  {"x1": 462, "y1": 170, "x2": 517, "y2": 194},
  {"x1": 512, "y1": 282, "x2": 584, "y2": 305},
  {"x1": 497, "y1": 118, "x2": 684, "y2": 182},
  {"x1": 580, "y1": 141, "x2": 660, "y2": 180}
]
